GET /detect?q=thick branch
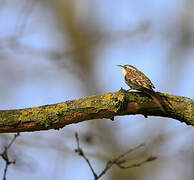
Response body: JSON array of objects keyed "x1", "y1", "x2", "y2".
[{"x1": 0, "y1": 89, "x2": 193, "y2": 133}]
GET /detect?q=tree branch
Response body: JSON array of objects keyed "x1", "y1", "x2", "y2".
[
  {"x1": 0, "y1": 89, "x2": 193, "y2": 133},
  {"x1": 74, "y1": 132, "x2": 157, "y2": 180},
  {"x1": 0, "y1": 133, "x2": 20, "y2": 180}
]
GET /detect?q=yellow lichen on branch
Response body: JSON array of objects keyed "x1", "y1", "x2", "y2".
[{"x1": 0, "y1": 89, "x2": 193, "y2": 133}]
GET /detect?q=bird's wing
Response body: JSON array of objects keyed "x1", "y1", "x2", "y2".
[{"x1": 126, "y1": 68, "x2": 155, "y2": 90}]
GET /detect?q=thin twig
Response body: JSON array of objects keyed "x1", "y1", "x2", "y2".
[
  {"x1": 97, "y1": 144, "x2": 145, "y2": 179},
  {"x1": 75, "y1": 132, "x2": 98, "y2": 179},
  {"x1": 116, "y1": 156, "x2": 157, "y2": 169},
  {"x1": 7, "y1": 133, "x2": 20, "y2": 149},
  {"x1": 0, "y1": 133, "x2": 20, "y2": 180},
  {"x1": 74, "y1": 132, "x2": 157, "y2": 180}
]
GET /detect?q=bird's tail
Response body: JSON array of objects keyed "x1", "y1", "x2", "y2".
[{"x1": 143, "y1": 88, "x2": 166, "y2": 113}]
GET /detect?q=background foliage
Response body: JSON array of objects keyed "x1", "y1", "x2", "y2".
[{"x1": 0, "y1": 0, "x2": 193, "y2": 179}]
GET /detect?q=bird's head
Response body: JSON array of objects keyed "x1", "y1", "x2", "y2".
[
  {"x1": 117, "y1": 65, "x2": 137, "y2": 76},
  {"x1": 117, "y1": 64, "x2": 136, "y2": 70}
]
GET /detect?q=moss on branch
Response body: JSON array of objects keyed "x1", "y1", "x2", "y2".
[{"x1": 0, "y1": 89, "x2": 193, "y2": 133}]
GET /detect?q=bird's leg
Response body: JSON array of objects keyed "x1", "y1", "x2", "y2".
[{"x1": 119, "y1": 87, "x2": 128, "y2": 93}]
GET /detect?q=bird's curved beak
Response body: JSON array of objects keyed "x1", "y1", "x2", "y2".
[{"x1": 117, "y1": 65, "x2": 124, "y2": 68}]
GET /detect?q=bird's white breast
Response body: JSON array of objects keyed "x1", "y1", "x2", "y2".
[{"x1": 122, "y1": 68, "x2": 127, "y2": 77}]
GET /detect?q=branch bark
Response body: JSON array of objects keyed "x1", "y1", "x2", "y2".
[{"x1": 0, "y1": 89, "x2": 193, "y2": 133}]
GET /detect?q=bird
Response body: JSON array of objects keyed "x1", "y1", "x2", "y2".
[{"x1": 117, "y1": 64, "x2": 165, "y2": 113}]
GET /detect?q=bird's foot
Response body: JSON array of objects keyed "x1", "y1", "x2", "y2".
[{"x1": 119, "y1": 87, "x2": 128, "y2": 93}]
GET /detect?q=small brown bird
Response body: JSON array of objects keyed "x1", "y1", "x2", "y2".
[{"x1": 117, "y1": 64, "x2": 165, "y2": 113}]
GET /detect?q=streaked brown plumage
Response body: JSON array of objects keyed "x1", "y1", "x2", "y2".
[{"x1": 117, "y1": 65, "x2": 165, "y2": 113}]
